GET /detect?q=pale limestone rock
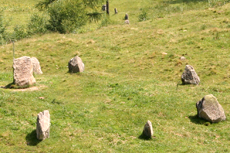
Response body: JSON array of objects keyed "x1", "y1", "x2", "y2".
[
  {"x1": 31, "y1": 57, "x2": 43, "y2": 74},
  {"x1": 196, "y1": 94, "x2": 226, "y2": 123},
  {"x1": 13, "y1": 56, "x2": 36, "y2": 87},
  {"x1": 181, "y1": 65, "x2": 200, "y2": 85},
  {"x1": 36, "y1": 110, "x2": 50, "y2": 140},
  {"x1": 68, "y1": 56, "x2": 84, "y2": 73}
]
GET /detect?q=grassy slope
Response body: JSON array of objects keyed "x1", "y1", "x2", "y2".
[{"x1": 1, "y1": 0, "x2": 230, "y2": 152}]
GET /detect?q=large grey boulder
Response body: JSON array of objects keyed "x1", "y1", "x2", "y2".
[
  {"x1": 36, "y1": 110, "x2": 50, "y2": 140},
  {"x1": 13, "y1": 56, "x2": 36, "y2": 87},
  {"x1": 68, "y1": 56, "x2": 84, "y2": 73},
  {"x1": 31, "y1": 57, "x2": 43, "y2": 74},
  {"x1": 142, "y1": 120, "x2": 153, "y2": 139},
  {"x1": 181, "y1": 65, "x2": 200, "y2": 85},
  {"x1": 196, "y1": 94, "x2": 226, "y2": 123}
]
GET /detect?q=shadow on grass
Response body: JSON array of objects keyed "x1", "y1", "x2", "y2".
[
  {"x1": 1, "y1": 82, "x2": 30, "y2": 89},
  {"x1": 188, "y1": 115, "x2": 208, "y2": 125},
  {"x1": 26, "y1": 130, "x2": 42, "y2": 146},
  {"x1": 138, "y1": 132, "x2": 154, "y2": 140},
  {"x1": 1, "y1": 82, "x2": 14, "y2": 89}
]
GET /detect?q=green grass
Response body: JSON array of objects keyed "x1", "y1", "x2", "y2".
[{"x1": 1, "y1": 0, "x2": 230, "y2": 152}]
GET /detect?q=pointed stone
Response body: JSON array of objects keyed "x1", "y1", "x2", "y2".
[
  {"x1": 143, "y1": 120, "x2": 153, "y2": 138},
  {"x1": 13, "y1": 56, "x2": 36, "y2": 87},
  {"x1": 36, "y1": 110, "x2": 50, "y2": 140},
  {"x1": 181, "y1": 65, "x2": 200, "y2": 85},
  {"x1": 196, "y1": 94, "x2": 226, "y2": 123},
  {"x1": 31, "y1": 57, "x2": 43, "y2": 74}
]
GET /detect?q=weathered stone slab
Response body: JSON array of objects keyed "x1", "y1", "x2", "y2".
[
  {"x1": 31, "y1": 57, "x2": 43, "y2": 74},
  {"x1": 181, "y1": 65, "x2": 200, "y2": 85},
  {"x1": 36, "y1": 110, "x2": 50, "y2": 140},
  {"x1": 196, "y1": 94, "x2": 226, "y2": 123},
  {"x1": 13, "y1": 56, "x2": 36, "y2": 87},
  {"x1": 68, "y1": 56, "x2": 84, "y2": 73},
  {"x1": 142, "y1": 120, "x2": 153, "y2": 139}
]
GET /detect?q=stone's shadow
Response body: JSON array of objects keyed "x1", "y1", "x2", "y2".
[
  {"x1": 188, "y1": 115, "x2": 207, "y2": 125},
  {"x1": 26, "y1": 130, "x2": 41, "y2": 146},
  {"x1": 1, "y1": 82, "x2": 14, "y2": 89},
  {"x1": 138, "y1": 132, "x2": 153, "y2": 140},
  {"x1": 2, "y1": 82, "x2": 29, "y2": 89}
]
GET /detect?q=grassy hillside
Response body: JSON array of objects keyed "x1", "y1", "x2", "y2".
[{"x1": 1, "y1": 0, "x2": 230, "y2": 152}]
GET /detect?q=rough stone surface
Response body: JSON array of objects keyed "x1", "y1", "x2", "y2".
[
  {"x1": 181, "y1": 65, "x2": 200, "y2": 85},
  {"x1": 196, "y1": 94, "x2": 226, "y2": 123},
  {"x1": 31, "y1": 57, "x2": 43, "y2": 74},
  {"x1": 143, "y1": 120, "x2": 153, "y2": 138},
  {"x1": 13, "y1": 56, "x2": 36, "y2": 87},
  {"x1": 36, "y1": 110, "x2": 50, "y2": 140},
  {"x1": 68, "y1": 56, "x2": 84, "y2": 73}
]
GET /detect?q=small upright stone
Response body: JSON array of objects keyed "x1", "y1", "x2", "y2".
[
  {"x1": 181, "y1": 65, "x2": 200, "y2": 85},
  {"x1": 36, "y1": 110, "x2": 50, "y2": 140},
  {"x1": 31, "y1": 57, "x2": 43, "y2": 74},
  {"x1": 68, "y1": 56, "x2": 84, "y2": 73},
  {"x1": 125, "y1": 13, "x2": 129, "y2": 20},
  {"x1": 196, "y1": 94, "x2": 226, "y2": 123},
  {"x1": 114, "y1": 8, "x2": 118, "y2": 14},
  {"x1": 102, "y1": 5, "x2": 106, "y2": 11},
  {"x1": 142, "y1": 120, "x2": 153, "y2": 139},
  {"x1": 13, "y1": 56, "x2": 36, "y2": 87}
]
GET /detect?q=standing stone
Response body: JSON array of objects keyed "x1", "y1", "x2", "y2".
[
  {"x1": 181, "y1": 65, "x2": 200, "y2": 85},
  {"x1": 68, "y1": 56, "x2": 84, "y2": 73},
  {"x1": 106, "y1": 0, "x2": 109, "y2": 15},
  {"x1": 36, "y1": 110, "x2": 50, "y2": 140},
  {"x1": 114, "y1": 8, "x2": 118, "y2": 14},
  {"x1": 142, "y1": 120, "x2": 153, "y2": 139},
  {"x1": 13, "y1": 56, "x2": 36, "y2": 87},
  {"x1": 31, "y1": 57, "x2": 43, "y2": 74},
  {"x1": 102, "y1": 5, "x2": 106, "y2": 11},
  {"x1": 125, "y1": 13, "x2": 129, "y2": 20},
  {"x1": 196, "y1": 94, "x2": 226, "y2": 123}
]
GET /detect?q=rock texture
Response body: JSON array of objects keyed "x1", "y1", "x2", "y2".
[
  {"x1": 36, "y1": 110, "x2": 50, "y2": 140},
  {"x1": 196, "y1": 94, "x2": 226, "y2": 123},
  {"x1": 68, "y1": 56, "x2": 84, "y2": 73},
  {"x1": 142, "y1": 120, "x2": 153, "y2": 139},
  {"x1": 13, "y1": 56, "x2": 36, "y2": 87},
  {"x1": 31, "y1": 57, "x2": 43, "y2": 74},
  {"x1": 181, "y1": 65, "x2": 200, "y2": 85}
]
